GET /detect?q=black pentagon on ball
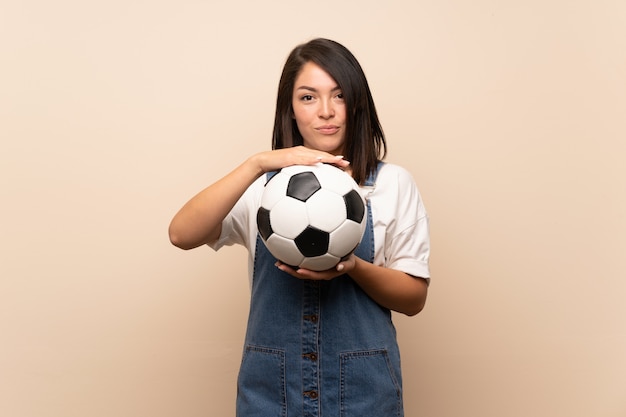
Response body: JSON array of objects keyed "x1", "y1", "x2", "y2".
[
  {"x1": 294, "y1": 226, "x2": 329, "y2": 257},
  {"x1": 256, "y1": 207, "x2": 273, "y2": 240},
  {"x1": 343, "y1": 189, "x2": 365, "y2": 223},
  {"x1": 287, "y1": 171, "x2": 321, "y2": 202}
]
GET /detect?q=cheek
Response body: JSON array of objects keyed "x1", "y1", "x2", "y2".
[
  {"x1": 338, "y1": 104, "x2": 348, "y2": 120},
  {"x1": 292, "y1": 107, "x2": 312, "y2": 125}
]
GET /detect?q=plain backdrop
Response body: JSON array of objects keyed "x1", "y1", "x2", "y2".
[{"x1": 1, "y1": 0, "x2": 625, "y2": 416}]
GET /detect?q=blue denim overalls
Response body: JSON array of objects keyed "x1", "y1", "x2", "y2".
[{"x1": 237, "y1": 163, "x2": 403, "y2": 417}]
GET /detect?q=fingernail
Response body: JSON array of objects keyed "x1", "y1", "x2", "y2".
[
  {"x1": 316, "y1": 156, "x2": 323, "y2": 161},
  {"x1": 336, "y1": 264, "x2": 345, "y2": 272},
  {"x1": 335, "y1": 155, "x2": 344, "y2": 159}
]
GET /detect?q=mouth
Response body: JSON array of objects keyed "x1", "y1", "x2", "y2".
[{"x1": 315, "y1": 125, "x2": 340, "y2": 135}]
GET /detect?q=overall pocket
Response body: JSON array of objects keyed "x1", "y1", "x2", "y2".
[
  {"x1": 236, "y1": 345, "x2": 287, "y2": 417},
  {"x1": 340, "y1": 349, "x2": 403, "y2": 417}
]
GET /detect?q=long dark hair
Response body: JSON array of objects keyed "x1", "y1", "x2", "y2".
[{"x1": 272, "y1": 38, "x2": 386, "y2": 185}]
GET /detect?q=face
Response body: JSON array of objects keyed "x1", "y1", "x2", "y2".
[{"x1": 292, "y1": 61, "x2": 347, "y2": 155}]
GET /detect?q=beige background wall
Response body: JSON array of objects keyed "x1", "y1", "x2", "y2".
[{"x1": 1, "y1": 0, "x2": 624, "y2": 416}]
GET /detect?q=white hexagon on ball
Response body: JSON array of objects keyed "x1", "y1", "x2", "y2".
[
  {"x1": 306, "y1": 188, "x2": 347, "y2": 233},
  {"x1": 328, "y1": 220, "x2": 365, "y2": 257},
  {"x1": 269, "y1": 198, "x2": 309, "y2": 239},
  {"x1": 312, "y1": 164, "x2": 355, "y2": 196},
  {"x1": 265, "y1": 234, "x2": 305, "y2": 267},
  {"x1": 299, "y1": 253, "x2": 341, "y2": 272}
]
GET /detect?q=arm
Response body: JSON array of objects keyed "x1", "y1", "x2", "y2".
[
  {"x1": 276, "y1": 257, "x2": 428, "y2": 316},
  {"x1": 349, "y1": 258, "x2": 428, "y2": 316},
  {"x1": 168, "y1": 157, "x2": 262, "y2": 250},
  {"x1": 169, "y1": 147, "x2": 350, "y2": 250}
]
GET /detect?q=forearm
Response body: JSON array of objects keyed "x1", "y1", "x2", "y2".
[
  {"x1": 169, "y1": 148, "x2": 349, "y2": 250},
  {"x1": 349, "y1": 257, "x2": 428, "y2": 316},
  {"x1": 168, "y1": 158, "x2": 263, "y2": 250}
]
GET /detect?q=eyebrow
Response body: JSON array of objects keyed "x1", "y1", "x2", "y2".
[{"x1": 295, "y1": 85, "x2": 342, "y2": 92}]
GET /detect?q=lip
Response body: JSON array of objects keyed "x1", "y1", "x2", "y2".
[{"x1": 315, "y1": 125, "x2": 340, "y2": 135}]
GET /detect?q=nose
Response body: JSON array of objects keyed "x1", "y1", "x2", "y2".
[{"x1": 318, "y1": 98, "x2": 335, "y2": 119}]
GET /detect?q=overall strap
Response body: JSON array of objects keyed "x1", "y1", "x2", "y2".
[
  {"x1": 266, "y1": 170, "x2": 278, "y2": 182},
  {"x1": 364, "y1": 161, "x2": 384, "y2": 187},
  {"x1": 360, "y1": 161, "x2": 384, "y2": 199},
  {"x1": 352, "y1": 162, "x2": 383, "y2": 264}
]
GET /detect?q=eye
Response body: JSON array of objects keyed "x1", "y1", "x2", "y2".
[
  {"x1": 300, "y1": 95, "x2": 314, "y2": 101},
  {"x1": 335, "y1": 92, "x2": 344, "y2": 100}
]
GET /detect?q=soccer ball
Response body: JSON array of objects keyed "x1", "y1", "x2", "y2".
[{"x1": 256, "y1": 163, "x2": 366, "y2": 271}]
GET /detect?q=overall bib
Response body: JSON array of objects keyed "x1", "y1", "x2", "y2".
[{"x1": 237, "y1": 163, "x2": 403, "y2": 417}]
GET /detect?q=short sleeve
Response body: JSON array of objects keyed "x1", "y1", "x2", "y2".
[
  {"x1": 372, "y1": 164, "x2": 431, "y2": 281},
  {"x1": 385, "y1": 214, "x2": 430, "y2": 280}
]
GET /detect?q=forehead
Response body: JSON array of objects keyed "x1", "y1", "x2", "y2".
[{"x1": 294, "y1": 62, "x2": 339, "y2": 89}]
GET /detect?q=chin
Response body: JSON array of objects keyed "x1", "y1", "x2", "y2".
[{"x1": 305, "y1": 140, "x2": 344, "y2": 155}]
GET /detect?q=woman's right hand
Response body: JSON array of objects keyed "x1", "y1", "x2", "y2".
[
  {"x1": 250, "y1": 146, "x2": 350, "y2": 175},
  {"x1": 169, "y1": 146, "x2": 349, "y2": 250}
]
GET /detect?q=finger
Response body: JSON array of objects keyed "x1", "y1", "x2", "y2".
[
  {"x1": 296, "y1": 267, "x2": 340, "y2": 281},
  {"x1": 275, "y1": 261, "x2": 295, "y2": 274},
  {"x1": 276, "y1": 263, "x2": 318, "y2": 280},
  {"x1": 315, "y1": 154, "x2": 350, "y2": 167}
]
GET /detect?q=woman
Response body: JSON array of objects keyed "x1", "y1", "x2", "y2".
[{"x1": 169, "y1": 38, "x2": 430, "y2": 417}]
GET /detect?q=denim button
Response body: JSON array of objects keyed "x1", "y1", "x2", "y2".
[
  {"x1": 304, "y1": 390, "x2": 318, "y2": 399},
  {"x1": 303, "y1": 352, "x2": 318, "y2": 361},
  {"x1": 303, "y1": 314, "x2": 318, "y2": 323}
]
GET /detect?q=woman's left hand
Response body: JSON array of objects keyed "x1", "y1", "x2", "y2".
[
  {"x1": 275, "y1": 255, "x2": 356, "y2": 281},
  {"x1": 276, "y1": 254, "x2": 428, "y2": 316}
]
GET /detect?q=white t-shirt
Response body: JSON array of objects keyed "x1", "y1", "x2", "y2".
[{"x1": 209, "y1": 163, "x2": 430, "y2": 286}]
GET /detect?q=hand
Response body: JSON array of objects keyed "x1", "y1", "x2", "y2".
[
  {"x1": 252, "y1": 146, "x2": 350, "y2": 174},
  {"x1": 275, "y1": 255, "x2": 357, "y2": 281}
]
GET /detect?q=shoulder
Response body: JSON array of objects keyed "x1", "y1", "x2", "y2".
[
  {"x1": 243, "y1": 175, "x2": 268, "y2": 202},
  {"x1": 376, "y1": 162, "x2": 421, "y2": 196},
  {"x1": 371, "y1": 162, "x2": 427, "y2": 217}
]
